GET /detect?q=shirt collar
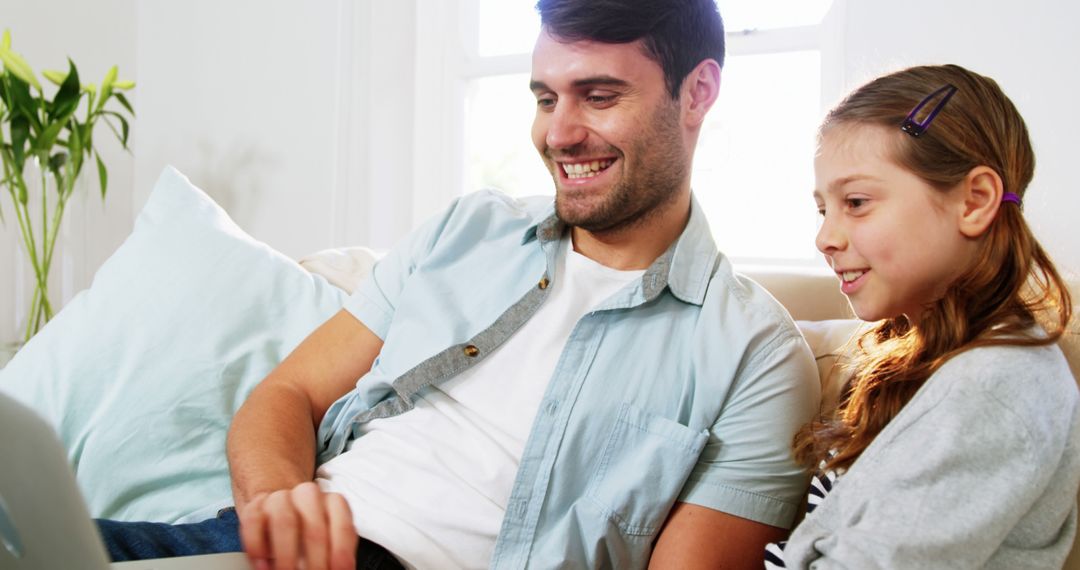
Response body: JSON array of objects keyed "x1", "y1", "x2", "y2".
[
  {"x1": 521, "y1": 194, "x2": 719, "y2": 306},
  {"x1": 521, "y1": 201, "x2": 560, "y2": 245}
]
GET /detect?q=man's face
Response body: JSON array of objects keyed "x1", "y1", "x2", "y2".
[{"x1": 530, "y1": 31, "x2": 690, "y2": 234}]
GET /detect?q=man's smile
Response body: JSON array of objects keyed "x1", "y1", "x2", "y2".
[{"x1": 560, "y1": 159, "x2": 615, "y2": 179}]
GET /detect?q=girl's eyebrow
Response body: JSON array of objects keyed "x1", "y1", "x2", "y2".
[
  {"x1": 814, "y1": 174, "x2": 882, "y2": 200},
  {"x1": 828, "y1": 174, "x2": 879, "y2": 191}
]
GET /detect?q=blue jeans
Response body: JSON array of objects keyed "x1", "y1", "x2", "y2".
[{"x1": 96, "y1": 509, "x2": 403, "y2": 569}]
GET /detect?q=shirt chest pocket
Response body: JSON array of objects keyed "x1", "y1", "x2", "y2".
[{"x1": 584, "y1": 402, "x2": 709, "y2": 537}]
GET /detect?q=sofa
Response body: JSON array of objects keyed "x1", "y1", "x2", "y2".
[{"x1": 1, "y1": 167, "x2": 1076, "y2": 567}]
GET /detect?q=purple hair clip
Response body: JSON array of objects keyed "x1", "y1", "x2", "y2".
[
  {"x1": 900, "y1": 84, "x2": 958, "y2": 137},
  {"x1": 1002, "y1": 192, "x2": 1022, "y2": 206}
]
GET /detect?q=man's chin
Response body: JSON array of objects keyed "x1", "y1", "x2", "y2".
[{"x1": 554, "y1": 202, "x2": 623, "y2": 233}]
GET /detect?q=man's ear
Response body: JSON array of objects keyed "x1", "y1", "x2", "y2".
[
  {"x1": 958, "y1": 165, "x2": 1005, "y2": 238},
  {"x1": 680, "y1": 59, "x2": 720, "y2": 128}
]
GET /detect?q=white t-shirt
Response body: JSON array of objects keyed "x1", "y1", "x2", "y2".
[{"x1": 316, "y1": 239, "x2": 643, "y2": 569}]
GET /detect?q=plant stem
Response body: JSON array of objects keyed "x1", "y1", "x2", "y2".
[
  {"x1": 9, "y1": 189, "x2": 47, "y2": 342},
  {"x1": 5, "y1": 163, "x2": 58, "y2": 341}
]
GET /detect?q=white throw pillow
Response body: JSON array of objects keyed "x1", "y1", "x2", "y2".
[
  {"x1": 0, "y1": 166, "x2": 346, "y2": 523},
  {"x1": 298, "y1": 246, "x2": 381, "y2": 294}
]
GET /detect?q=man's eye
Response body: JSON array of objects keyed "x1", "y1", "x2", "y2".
[
  {"x1": 536, "y1": 97, "x2": 556, "y2": 110},
  {"x1": 585, "y1": 94, "x2": 616, "y2": 105}
]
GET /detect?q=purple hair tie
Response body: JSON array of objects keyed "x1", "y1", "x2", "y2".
[{"x1": 1002, "y1": 192, "x2": 1022, "y2": 206}]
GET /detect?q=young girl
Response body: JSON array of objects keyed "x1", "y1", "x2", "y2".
[{"x1": 767, "y1": 64, "x2": 1079, "y2": 568}]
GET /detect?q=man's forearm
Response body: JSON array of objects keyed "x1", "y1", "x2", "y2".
[
  {"x1": 227, "y1": 309, "x2": 384, "y2": 511},
  {"x1": 227, "y1": 380, "x2": 319, "y2": 510}
]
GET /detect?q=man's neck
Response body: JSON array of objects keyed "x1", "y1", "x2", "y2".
[{"x1": 570, "y1": 191, "x2": 692, "y2": 271}]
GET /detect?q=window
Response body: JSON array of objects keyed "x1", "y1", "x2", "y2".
[{"x1": 451, "y1": 0, "x2": 835, "y2": 265}]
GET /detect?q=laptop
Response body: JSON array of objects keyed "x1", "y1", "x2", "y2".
[{"x1": 0, "y1": 392, "x2": 251, "y2": 570}]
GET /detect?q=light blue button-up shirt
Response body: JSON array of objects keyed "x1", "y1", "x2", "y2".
[{"x1": 317, "y1": 190, "x2": 820, "y2": 568}]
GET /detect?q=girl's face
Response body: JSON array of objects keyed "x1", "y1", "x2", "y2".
[{"x1": 813, "y1": 124, "x2": 977, "y2": 322}]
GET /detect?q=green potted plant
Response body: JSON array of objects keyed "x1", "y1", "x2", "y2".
[{"x1": 0, "y1": 29, "x2": 134, "y2": 342}]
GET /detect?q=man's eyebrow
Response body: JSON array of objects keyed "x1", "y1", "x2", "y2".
[
  {"x1": 529, "y1": 76, "x2": 630, "y2": 92},
  {"x1": 571, "y1": 75, "x2": 629, "y2": 89}
]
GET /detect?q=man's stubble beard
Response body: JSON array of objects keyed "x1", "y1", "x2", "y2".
[{"x1": 552, "y1": 101, "x2": 689, "y2": 235}]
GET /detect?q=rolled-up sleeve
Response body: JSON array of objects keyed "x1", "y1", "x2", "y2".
[{"x1": 680, "y1": 331, "x2": 821, "y2": 528}]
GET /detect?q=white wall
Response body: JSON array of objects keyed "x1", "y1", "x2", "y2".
[
  {"x1": 3, "y1": 0, "x2": 1078, "y2": 346},
  {"x1": 131, "y1": 0, "x2": 419, "y2": 256},
  {"x1": 133, "y1": 0, "x2": 347, "y2": 259}
]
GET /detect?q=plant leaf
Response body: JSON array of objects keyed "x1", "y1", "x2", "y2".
[
  {"x1": 95, "y1": 152, "x2": 107, "y2": 200},
  {"x1": 0, "y1": 48, "x2": 42, "y2": 91},
  {"x1": 48, "y1": 59, "x2": 81, "y2": 122},
  {"x1": 80, "y1": 122, "x2": 93, "y2": 154},
  {"x1": 114, "y1": 92, "x2": 135, "y2": 116},
  {"x1": 102, "y1": 110, "x2": 130, "y2": 148},
  {"x1": 15, "y1": 175, "x2": 28, "y2": 205},
  {"x1": 96, "y1": 65, "x2": 117, "y2": 112},
  {"x1": 0, "y1": 77, "x2": 9, "y2": 111},
  {"x1": 42, "y1": 69, "x2": 67, "y2": 86},
  {"x1": 102, "y1": 65, "x2": 117, "y2": 86},
  {"x1": 68, "y1": 119, "x2": 84, "y2": 174},
  {"x1": 113, "y1": 80, "x2": 135, "y2": 90},
  {"x1": 48, "y1": 151, "x2": 68, "y2": 176},
  {"x1": 1, "y1": 29, "x2": 11, "y2": 51},
  {"x1": 7, "y1": 74, "x2": 41, "y2": 132},
  {"x1": 7, "y1": 72, "x2": 36, "y2": 118},
  {"x1": 10, "y1": 114, "x2": 29, "y2": 169},
  {"x1": 36, "y1": 120, "x2": 65, "y2": 153}
]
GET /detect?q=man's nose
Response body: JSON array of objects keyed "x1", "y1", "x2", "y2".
[{"x1": 545, "y1": 102, "x2": 588, "y2": 150}]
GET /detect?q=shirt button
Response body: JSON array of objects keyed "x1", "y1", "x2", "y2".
[
  {"x1": 463, "y1": 345, "x2": 480, "y2": 357},
  {"x1": 538, "y1": 277, "x2": 550, "y2": 290}
]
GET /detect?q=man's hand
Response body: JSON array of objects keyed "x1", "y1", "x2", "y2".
[{"x1": 238, "y1": 482, "x2": 358, "y2": 570}]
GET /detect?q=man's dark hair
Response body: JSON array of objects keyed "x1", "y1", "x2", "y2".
[{"x1": 535, "y1": 0, "x2": 725, "y2": 99}]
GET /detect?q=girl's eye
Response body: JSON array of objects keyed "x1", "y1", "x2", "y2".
[{"x1": 846, "y1": 198, "x2": 867, "y2": 210}]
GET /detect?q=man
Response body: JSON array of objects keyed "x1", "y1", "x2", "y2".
[{"x1": 101, "y1": 0, "x2": 820, "y2": 568}]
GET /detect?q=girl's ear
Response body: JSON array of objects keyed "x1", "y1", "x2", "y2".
[
  {"x1": 680, "y1": 59, "x2": 720, "y2": 129},
  {"x1": 958, "y1": 165, "x2": 1004, "y2": 238}
]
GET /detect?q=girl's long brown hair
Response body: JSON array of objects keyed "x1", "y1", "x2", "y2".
[{"x1": 794, "y1": 64, "x2": 1074, "y2": 472}]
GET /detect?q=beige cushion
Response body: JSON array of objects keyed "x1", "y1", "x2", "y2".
[
  {"x1": 794, "y1": 319, "x2": 863, "y2": 413},
  {"x1": 742, "y1": 267, "x2": 852, "y2": 322}
]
